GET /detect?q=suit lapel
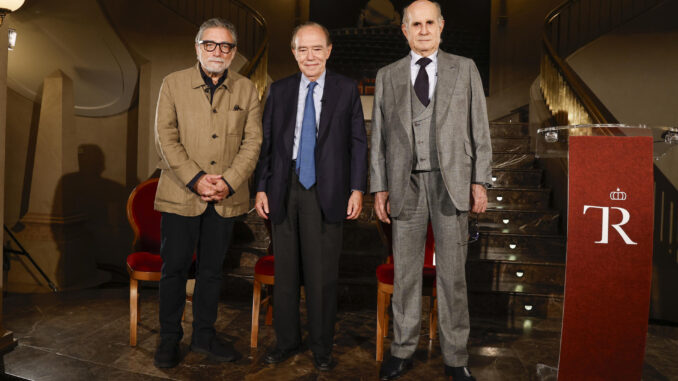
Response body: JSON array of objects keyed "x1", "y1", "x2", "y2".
[
  {"x1": 392, "y1": 56, "x2": 413, "y2": 148},
  {"x1": 434, "y1": 51, "x2": 459, "y2": 128},
  {"x1": 317, "y1": 71, "x2": 338, "y2": 143},
  {"x1": 282, "y1": 73, "x2": 301, "y2": 159}
]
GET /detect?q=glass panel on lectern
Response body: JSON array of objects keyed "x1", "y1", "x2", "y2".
[{"x1": 535, "y1": 124, "x2": 678, "y2": 159}]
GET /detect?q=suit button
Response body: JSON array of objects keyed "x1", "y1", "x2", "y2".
[
  {"x1": 212, "y1": 109, "x2": 217, "y2": 113},
  {"x1": 204, "y1": 88, "x2": 209, "y2": 93},
  {"x1": 210, "y1": 160, "x2": 216, "y2": 165},
  {"x1": 212, "y1": 134, "x2": 218, "y2": 139}
]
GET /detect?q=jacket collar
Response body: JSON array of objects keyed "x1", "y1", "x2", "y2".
[{"x1": 190, "y1": 63, "x2": 234, "y2": 93}]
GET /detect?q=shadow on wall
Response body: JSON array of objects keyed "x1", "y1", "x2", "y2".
[{"x1": 50, "y1": 144, "x2": 133, "y2": 276}]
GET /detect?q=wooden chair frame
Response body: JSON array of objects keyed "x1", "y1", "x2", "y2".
[
  {"x1": 250, "y1": 220, "x2": 274, "y2": 348},
  {"x1": 250, "y1": 271, "x2": 274, "y2": 348},
  {"x1": 126, "y1": 178, "x2": 190, "y2": 347}
]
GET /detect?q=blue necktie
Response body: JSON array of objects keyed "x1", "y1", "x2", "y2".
[{"x1": 297, "y1": 81, "x2": 318, "y2": 189}]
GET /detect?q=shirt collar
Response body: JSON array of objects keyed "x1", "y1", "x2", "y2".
[
  {"x1": 199, "y1": 65, "x2": 228, "y2": 89},
  {"x1": 300, "y1": 70, "x2": 326, "y2": 90},
  {"x1": 410, "y1": 50, "x2": 438, "y2": 67}
]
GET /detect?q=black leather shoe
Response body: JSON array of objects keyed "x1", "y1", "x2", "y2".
[
  {"x1": 190, "y1": 336, "x2": 238, "y2": 362},
  {"x1": 379, "y1": 355, "x2": 413, "y2": 380},
  {"x1": 154, "y1": 339, "x2": 180, "y2": 368},
  {"x1": 264, "y1": 346, "x2": 301, "y2": 364},
  {"x1": 312, "y1": 353, "x2": 333, "y2": 371},
  {"x1": 445, "y1": 365, "x2": 476, "y2": 381}
]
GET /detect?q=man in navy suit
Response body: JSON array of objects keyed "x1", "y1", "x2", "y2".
[{"x1": 254, "y1": 22, "x2": 367, "y2": 371}]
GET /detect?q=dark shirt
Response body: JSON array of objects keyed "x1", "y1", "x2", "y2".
[{"x1": 199, "y1": 66, "x2": 228, "y2": 104}]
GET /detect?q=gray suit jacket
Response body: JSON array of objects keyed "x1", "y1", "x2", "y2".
[{"x1": 370, "y1": 50, "x2": 492, "y2": 215}]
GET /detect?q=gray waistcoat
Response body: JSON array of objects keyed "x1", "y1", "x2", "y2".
[{"x1": 410, "y1": 84, "x2": 439, "y2": 171}]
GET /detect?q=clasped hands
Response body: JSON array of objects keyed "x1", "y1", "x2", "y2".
[{"x1": 194, "y1": 174, "x2": 230, "y2": 202}]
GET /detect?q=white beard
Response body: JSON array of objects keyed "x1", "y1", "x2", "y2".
[{"x1": 199, "y1": 56, "x2": 227, "y2": 75}]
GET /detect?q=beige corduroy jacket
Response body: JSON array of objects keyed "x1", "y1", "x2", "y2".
[{"x1": 154, "y1": 63, "x2": 262, "y2": 217}]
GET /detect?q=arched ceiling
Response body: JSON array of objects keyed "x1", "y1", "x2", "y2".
[{"x1": 6, "y1": 0, "x2": 138, "y2": 117}]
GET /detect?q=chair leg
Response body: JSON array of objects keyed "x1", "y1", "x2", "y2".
[
  {"x1": 265, "y1": 302, "x2": 273, "y2": 326},
  {"x1": 130, "y1": 278, "x2": 138, "y2": 347},
  {"x1": 263, "y1": 285, "x2": 273, "y2": 326},
  {"x1": 182, "y1": 295, "x2": 192, "y2": 322},
  {"x1": 376, "y1": 288, "x2": 387, "y2": 361},
  {"x1": 429, "y1": 296, "x2": 438, "y2": 340},
  {"x1": 136, "y1": 282, "x2": 141, "y2": 325},
  {"x1": 251, "y1": 279, "x2": 262, "y2": 348},
  {"x1": 384, "y1": 293, "x2": 391, "y2": 338}
]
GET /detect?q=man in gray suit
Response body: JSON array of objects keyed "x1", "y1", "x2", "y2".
[{"x1": 370, "y1": 1, "x2": 491, "y2": 380}]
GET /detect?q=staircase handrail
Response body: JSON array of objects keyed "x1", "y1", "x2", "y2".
[{"x1": 540, "y1": 0, "x2": 663, "y2": 126}]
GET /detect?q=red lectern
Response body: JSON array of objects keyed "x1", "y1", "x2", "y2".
[{"x1": 537, "y1": 125, "x2": 678, "y2": 380}]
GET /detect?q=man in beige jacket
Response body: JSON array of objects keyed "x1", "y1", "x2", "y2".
[{"x1": 153, "y1": 18, "x2": 262, "y2": 368}]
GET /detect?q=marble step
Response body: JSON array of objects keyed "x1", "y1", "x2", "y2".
[
  {"x1": 469, "y1": 232, "x2": 565, "y2": 257},
  {"x1": 490, "y1": 168, "x2": 542, "y2": 188},
  {"x1": 468, "y1": 261, "x2": 565, "y2": 288},
  {"x1": 489, "y1": 122, "x2": 529, "y2": 138},
  {"x1": 232, "y1": 213, "x2": 269, "y2": 251},
  {"x1": 492, "y1": 109, "x2": 528, "y2": 124},
  {"x1": 487, "y1": 188, "x2": 551, "y2": 209},
  {"x1": 342, "y1": 219, "x2": 383, "y2": 251},
  {"x1": 468, "y1": 281, "x2": 563, "y2": 304},
  {"x1": 224, "y1": 264, "x2": 565, "y2": 315},
  {"x1": 477, "y1": 209, "x2": 560, "y2": 235},
  {"x1": 469, "y1": 285, "x2": 563, "y2": 319},
  {"x1": 491, "y1": 153, "x2": 535, "y2": 169},
  {"x1": 339, "y1": 250, "x2": 384, "y2": 277},
  {"x1": 492, "y1": 137, "x2": 531, "y2": 154},
  {"x1": 468, "y1": 250, "x2": 564, "y2": 266}
]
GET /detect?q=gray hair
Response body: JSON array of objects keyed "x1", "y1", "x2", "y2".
[
  {"x1": 402, "y1": 1, "x2": 444, "y2": 26},
  {"x1": 290, "y1": 22, "x2": 332, "y2": 50},
  {"x1": 195, "y1": 18, "x2": 238, "y2": 45}
]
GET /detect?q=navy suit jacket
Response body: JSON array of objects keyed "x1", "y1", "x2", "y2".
[{"x1": 255, "y1": 70, "x2": 367, "y2": 224}]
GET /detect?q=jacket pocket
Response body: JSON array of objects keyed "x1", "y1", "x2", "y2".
[{"x1": 226, "y1": 110, "x2": 247, "y2": 136}]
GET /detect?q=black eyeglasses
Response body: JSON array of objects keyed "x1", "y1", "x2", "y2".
[{"x1": 199, "y1": 40, "x2": 236, "y2": 54}]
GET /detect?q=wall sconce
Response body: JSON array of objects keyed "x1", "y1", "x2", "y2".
[
  {"x1": 0, "y1": 0, "x2": 26, "y2": 26},
  {"x1": 8, "y1": 27, "x2": 15, "y2": 50}
]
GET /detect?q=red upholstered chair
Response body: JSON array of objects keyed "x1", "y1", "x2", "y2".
[
  {"x1": 375, "y1": 220, "x2": 437, "y2": 361},
  {"x1": 126, "y1": 178, "x2": 193, "y2": 346},
  {"x1": 250, "y1": 220, "x2": 274, "y2": 348}
]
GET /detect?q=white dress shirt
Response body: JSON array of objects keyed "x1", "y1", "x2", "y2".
[
  {"x1": 410, "y1": 50, "x2": 438, "y2": 100},
  {"x1": 292, "y1": 71, "x2": 326, "y2": 160}
]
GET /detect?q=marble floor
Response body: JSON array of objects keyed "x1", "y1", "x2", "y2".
[{"x1": 2, "y1": 285, "x2": 677, "y2": 381}]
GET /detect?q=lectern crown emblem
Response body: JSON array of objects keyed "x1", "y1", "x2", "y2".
[{"x1": 610, "y1": 188, "x2": 627, "y2": 201}]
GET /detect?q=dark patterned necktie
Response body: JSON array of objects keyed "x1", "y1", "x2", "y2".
[{"x1": 414, "y1": 57, "x2": 432, "y2": 106}]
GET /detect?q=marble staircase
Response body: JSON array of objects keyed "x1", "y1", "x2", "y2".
[{"x1": 468, "y1": 115, "x2": 565, "y2": 320}]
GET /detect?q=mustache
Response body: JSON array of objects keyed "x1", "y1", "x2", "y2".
[{"x1": 207, "y1": 58, "x2": 225, "y2": 64}]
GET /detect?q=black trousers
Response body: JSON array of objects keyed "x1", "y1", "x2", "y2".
[
  {"x1": 272, "y1": 170, "x2": 343, "y2": 356},
  {"x1": 158, "y1": 204, "x2": 235, "y2": 345}
]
